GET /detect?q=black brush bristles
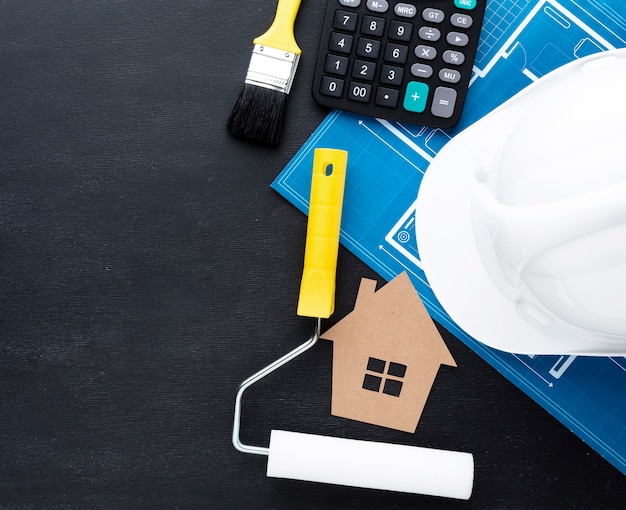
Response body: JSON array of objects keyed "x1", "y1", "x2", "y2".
[{"x1": 227, "y1": 84, "x2": 287, "y2": 146}]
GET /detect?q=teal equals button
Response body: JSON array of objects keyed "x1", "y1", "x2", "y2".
[{"x1": 403, "y1": 81, "x2": 429, "y2": 113}]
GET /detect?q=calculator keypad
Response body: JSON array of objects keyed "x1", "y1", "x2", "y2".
[{"x1": 313, "y1": 0, "x2": 486, "y2": 128}]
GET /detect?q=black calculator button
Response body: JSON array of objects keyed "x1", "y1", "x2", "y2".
[
  {"x1": 439, "y1": 68, "x2": 462, "y2": 83},
  {"x1": 329, "y1": 32, "x2": 354, "y2": 54},
  {"x1": 335, "y1": 10, "x2": 358, "y2": 31},
  {"x1": 320, "y1": 76, "x2": 345, "y2": 98},
  {"x1": 422, "y1": 8, "x2": 445, "y2": 23},
  {"x1": 384, "y1": 43, "x2": 409, "y2": 64},
  {"x1": 447, "y1": 31, "x2": 469, "y2": 46},
  {"x1": 418, "y1": 26, "x2": 441, "y2": 42},
  {"x1": 394, "y1": 3, "x2": 417, "y2": 17},
  {"x1": 348, "y1": 82, "x2": 372, "y2": 102},
  {"x1": 352, "y1": 59, "x2": 377, "y2": 80},
  {"x1": 325, "y1": 54, "x2": 350, "y2": 75},
  {"x1": 375, "y1": 87, "x2": 399, "y2": 108},
  {"x1": 451, "y1": 12, "x2": 474, "y2": 28},
  {"x1": 388, "y1": 20, "x2": 413, "y2": 42},
  {"x1": 443, "y1": 49, "x2": 465, "y2": 65},
  {"x1": 415, "y1": 45, "x2": 437, "y2": 60},
  {"x1": 410, "y1": 62, "x2": 433, "y2": 78},
  {"x1": 356, "y1": 37, "x2": 381, "y2": 58},
  {"x1": 380, "y1": 64, "x2": 404, "y2": 86},
  {"x1": 431, "y1": 86, "x2": 457, "y2": 118},
  {"x1": 361, "y1": 15, "x2": 385, "y2": 36}
]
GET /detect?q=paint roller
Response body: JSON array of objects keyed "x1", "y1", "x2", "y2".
[{"x1": 232, "y1": 148, "x2": 474, "y2": 499}]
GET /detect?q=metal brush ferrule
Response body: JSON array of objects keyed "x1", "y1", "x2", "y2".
[{"x1": 244, "y1": 44, "x2": 300, "y2": 94}]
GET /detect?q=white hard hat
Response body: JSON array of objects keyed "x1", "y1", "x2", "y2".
[{"x1": 415, "y1": 48, "x2": 626, "y2": 355}]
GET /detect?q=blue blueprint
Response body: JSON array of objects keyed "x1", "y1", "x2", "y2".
[{"x1": 273, "y1": 0, "x2": 626, "y2": 475}]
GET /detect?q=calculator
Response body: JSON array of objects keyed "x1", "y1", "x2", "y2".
[{"x1": 312, "y1": 0, "x2": 486, "y2": 128}]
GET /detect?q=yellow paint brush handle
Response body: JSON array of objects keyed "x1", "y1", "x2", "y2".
[
  {"x1": 297, "y1": 148, "x2": 348, "y2": 319},
  {"x1": 253, "y1": 0, "x2": 302, "y2": 55}
]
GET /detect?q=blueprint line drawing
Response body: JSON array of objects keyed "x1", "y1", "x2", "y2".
[{"x1": 273, "y1": 0, "x2": 626, "y2": 475}]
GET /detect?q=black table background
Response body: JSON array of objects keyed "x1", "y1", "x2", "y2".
[{"x1": 1, "y1": 1, "x2": 624, "y2": 508}]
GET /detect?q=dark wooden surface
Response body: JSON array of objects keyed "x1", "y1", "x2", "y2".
[{"x1": 1, "y1": 1, "x2": 624, "y2": 508}]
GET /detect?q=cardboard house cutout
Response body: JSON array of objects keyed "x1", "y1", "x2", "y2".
[{"x1": 320, "y1": 272, "x2": 456, "y2": 433}]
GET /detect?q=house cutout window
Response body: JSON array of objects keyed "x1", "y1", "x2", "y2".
[{"x1": 362, "y1": 357, "x2": 407, "y2": 397}]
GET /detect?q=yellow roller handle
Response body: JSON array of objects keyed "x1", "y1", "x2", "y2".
[
  {"x1": 253, "y1": 0, "x2": 302, "y2": 55},
  {"x1": 297, "y1": 148, "x2": 348, "y2": 319}
]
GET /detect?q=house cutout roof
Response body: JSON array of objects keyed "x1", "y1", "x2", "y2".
[{"x1": 320, "y1": 272, "x2": 456, "y2": 433}]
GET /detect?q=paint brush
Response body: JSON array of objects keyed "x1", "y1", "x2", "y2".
[{"x1": 227, "y1": 0, "x2": 302, "y2": 145}]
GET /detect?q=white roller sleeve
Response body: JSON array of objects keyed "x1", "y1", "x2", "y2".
[{"x1": 266, "y1": 430, "x2": 474, "y2": 500}]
